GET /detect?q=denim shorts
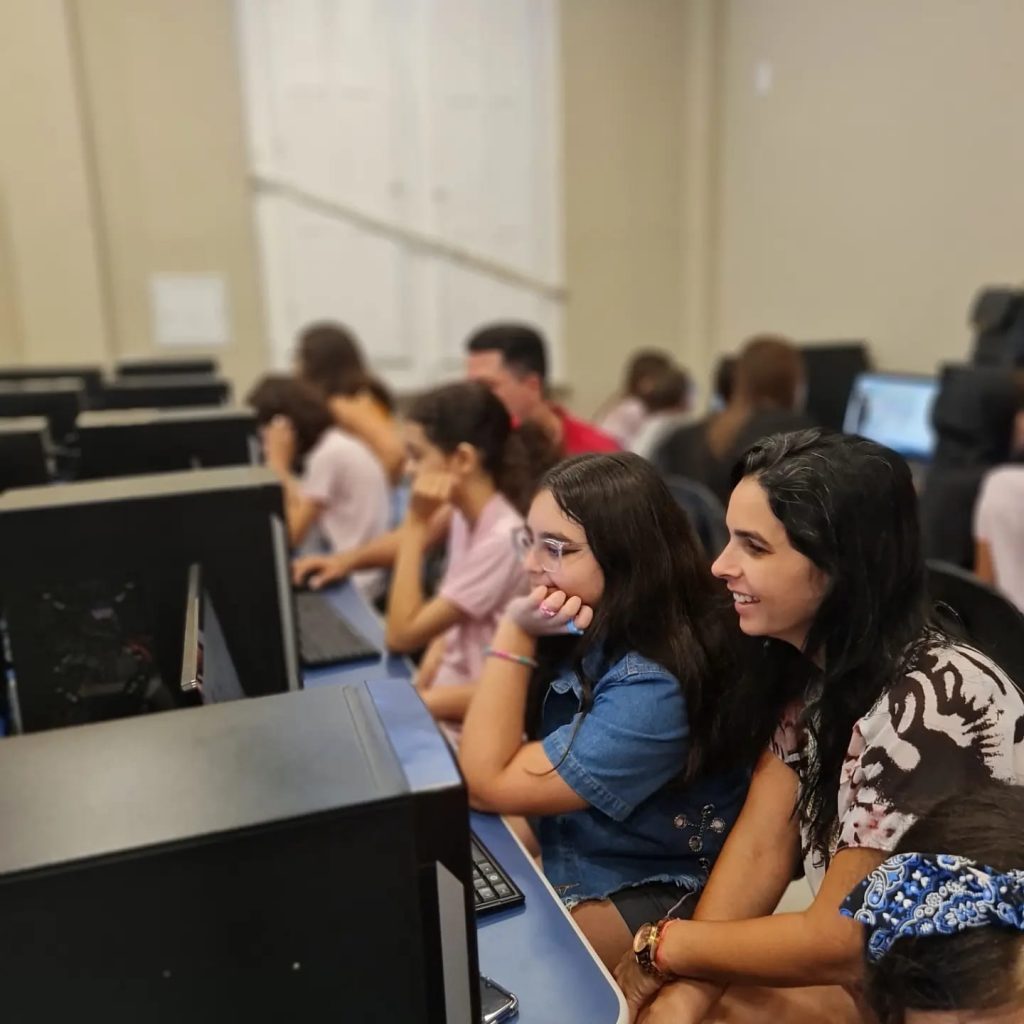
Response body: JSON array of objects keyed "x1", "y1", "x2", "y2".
[{"x1": 608, "y1": 882, "x2": 699, "y2": 933}]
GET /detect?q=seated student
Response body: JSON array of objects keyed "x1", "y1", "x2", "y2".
[
  {"x1": 458, "y1": 452, "x2": 750, "y2": 970},
  {"x1": 247, "y1": 375, "x2": 389, "y2": 596},
  {"x1": 382, "y1": 382, "x2": 537, "y2": 726},
  {"x1": 630, "y1": 365, "x2": 695, "y2": 461},
  {"x1": 652, "y1": 335, "x2": 813, "y2": 505},
  {"x1": 295, "y1": 321, "x2": 406, "y2": 484},
  {"x1": 465, "y1": 322, "x2": 620, "y2": 456},
  {"x1": 614, "y1": 430, "x2": 1024, "y2": 1024},
  {"x1": 597, "y1": 349, "x2": 674, "y2": 447},
  {"x1": 974, "y1": 386, "x2": 1024, "y2": 612},
  {"x1": 844, "y1": 781, "x2": 1024, "y2": 1024},
  {"x1": 292, "y1": 344, "x2": 569, "y2": 593}
]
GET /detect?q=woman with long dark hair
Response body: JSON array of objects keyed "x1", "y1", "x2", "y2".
[
  {"x1": 459, "y1": 452, "x2": 749, "y2": 969},
  {"x1": 616, "y1": 429, "x2": 1024, "y2": 1023}
]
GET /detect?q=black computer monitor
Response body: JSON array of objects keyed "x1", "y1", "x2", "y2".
[
  {"x1": 799, "y1": 342, "x2": 872, "y2": 430},
  {"x1": 116, "y1": 356, "x2": 219, "y2": 378},
  {"x1": 0, "y1": 378, "x2": 84, "y2": 445},
  {"x1": 842, "y1": 372, "x2": 939, "y2": 462},
  {"x1": 99, "y1": 374, "x2": 231, "y2": 411},
  {"x1": 0, "y1": 681, "x2": 480, "y2": 1022},
  {"x1": 0, "y1": 417, "x2": 50, "y2": 490},
  {"x1": 0, "y1": 364, "x2": 104, "y2": 404},
  {"x1": 76, "y1": 407, "x2": 257, "y2": 480},
  {"x1": 0, "y1": 467, "x2": 300, "y2": 734}
]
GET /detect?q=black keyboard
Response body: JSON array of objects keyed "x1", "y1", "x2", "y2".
[
  {"x1": 294, "y1": 591, "x2": 380, "y2": 667},
  {"x1": 471, "y1": 832, "x2": 525, "y2": 915}
]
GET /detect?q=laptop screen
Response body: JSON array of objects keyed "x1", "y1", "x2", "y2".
[{"x1": 842, "y1": 373, "x2": 938, "y2": 461}]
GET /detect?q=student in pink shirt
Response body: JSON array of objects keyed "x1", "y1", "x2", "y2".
[
  {"x1": 384, "y1": 381, "x2": 555, "y2": 727},
  {"x1": 248, "y1": 375, "x2": 390, "y2": 596}
]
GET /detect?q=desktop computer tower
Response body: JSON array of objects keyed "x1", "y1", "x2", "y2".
[
  {"x1": 0, "y1": 681, "x2": 479, "y2": 1023},
  {"x1": 0, "y1": 467, "x2": 299, "y2": 733}
]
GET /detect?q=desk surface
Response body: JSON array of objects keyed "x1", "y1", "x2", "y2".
[{"x1": 303, "y1": 581, "x2": 626, "y2": 1024}]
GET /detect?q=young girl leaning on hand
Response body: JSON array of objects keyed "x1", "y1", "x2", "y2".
[{"x1": 458, "y1": 452, "x2": 751, "y2": 970}]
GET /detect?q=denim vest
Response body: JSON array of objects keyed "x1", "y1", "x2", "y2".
[{"x1": 538, "y1": 650, "x2": 749, "y2": 904}]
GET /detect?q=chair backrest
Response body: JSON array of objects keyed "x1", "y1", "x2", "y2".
[
  {"x1": 663, "y1": 475, "x2": 729, "y2": 561},
  {"x1": 927, "y1": 560, "x2": 1024, "y2": 688}
]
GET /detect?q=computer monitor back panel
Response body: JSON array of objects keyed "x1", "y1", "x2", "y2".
[
  {"x1": 76, "y1": 408, "x2": 256, "y2": 479},
  {"x1": 0, "y1": 683, "x2": 477, "y2": 1023},
  {"x1": 0, "y1": 418, "x2": 50, "y2": 489},
  {"x1": 99, "y1": 375, "x2": 230, "y2": 411},
  {"x1": 0, "y1": 468, "x2": 299, "y2": 732},
  {"x1": 116, "y1": 357, "x2": 218, "y2": 378},
  {"x1": 0, "y1": 365, "x2": 104, "y2": 402},
  {"x1": 0, "y1": 380, "x2": 83, "y2": 444},
  {"x1": 800, "y1": 342, "x2": 871, "y2": 431},
  {"x1": 843, "y1": 372, "x2": 939, "y2": 461}
]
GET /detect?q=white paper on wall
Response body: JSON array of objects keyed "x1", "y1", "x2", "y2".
[{"x1": 150, "y1": 273, "x2": 231, "y2": 347}]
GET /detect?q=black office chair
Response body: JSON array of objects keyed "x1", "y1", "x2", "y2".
[
  {"x1": 663, "y1": 476, "x2": 729, "y2": 561},
  {"x1": 927, "y1": 560, "x2": 1024, "y2": 689}
]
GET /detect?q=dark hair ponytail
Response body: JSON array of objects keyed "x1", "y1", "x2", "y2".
[{"x1": 407, "y1": 382, "x2": 557, "y2": 512}]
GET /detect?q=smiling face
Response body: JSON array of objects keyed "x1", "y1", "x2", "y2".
[
  {"x1": 711, "y1": 475, "x2": 828, "y2": 653},
  {"x1": 518, "y1": 488, "x2": 605, "y2": 608}
]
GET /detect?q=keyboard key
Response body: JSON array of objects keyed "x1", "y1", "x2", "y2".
[
  {"x1": 494, "y1": 883, "x2": 511, "y2": 897},
  {"x1": 478, "y1": 887, "x2": 495, "y2": 901}
]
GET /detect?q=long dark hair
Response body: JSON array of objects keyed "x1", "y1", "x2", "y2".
[
  {"x1": 728, "y1": 429, "x2": 933, "y2": 856},
  {"x1": 246, "y1": 374, "x2": 333, "y2": 463},
  {"x1": 297, "y1": 321, "x2": 394, "y2": 411},
  {"x1": 865, "y1": 781, "x2": 1024, "y2": 1023},
  {"x1": 530, "y1": 453, "x2": 741, "y2": 781},
  {"x1": 406, "y1": 381, "x2": 556, "y2": 513}
]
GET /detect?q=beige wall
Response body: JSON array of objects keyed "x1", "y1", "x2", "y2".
[
  {"x1": 0, "y1": 0, "x2": 109, "y2": 364},
  {"x1": 0, "y1": 0, "x2": 268, "y2": 394},
  {"x1": 712, "y1": 0, "x2": 1024, "y2": 374},
  {"x1": 561, "y1": 0, "x2": 690, "y2": 417}
]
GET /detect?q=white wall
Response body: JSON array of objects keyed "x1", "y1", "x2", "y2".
[
  {"x1": 237, "y1": 0, "x2": 564, "y2": 392},
  {"x1": 712, "y1": 0, "x2": 1024, "y2": 374}
]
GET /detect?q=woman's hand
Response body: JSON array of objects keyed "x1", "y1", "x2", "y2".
[
  {"x1": 636, "y1": 981, "x2": 721, "y2": 1024},
  {"x1": 406, "y1": 471, "x2": 455, "y2": 526},
  {"x1": 504, "y1": 585, "x2": 594, "y2": 638},
  {"x1": 262, "y1": 415, "x2": 297, "y2": 474},
  {"x1": 292, "y1": 552, "x2": 353, "y2": 589},
  {"x1": 614, "y1": 952, "x2": 666, "y2": 1022}
]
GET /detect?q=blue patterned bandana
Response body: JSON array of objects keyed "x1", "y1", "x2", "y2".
[{"x1": 841, "y1": 852, "x2": 1024, "y2": 963}]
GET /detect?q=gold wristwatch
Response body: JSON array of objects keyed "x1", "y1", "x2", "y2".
[{"x1": 632, "y1": 919, "x2": 673, "y2": 978}]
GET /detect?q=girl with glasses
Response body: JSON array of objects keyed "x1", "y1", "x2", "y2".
[{"x1": 459, "y1": 452, "x2": 750, "y2": 969}]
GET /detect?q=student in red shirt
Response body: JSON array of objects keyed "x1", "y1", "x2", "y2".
[{"x1": 465, "y1": 323, "x2": 619, "y2": 457}]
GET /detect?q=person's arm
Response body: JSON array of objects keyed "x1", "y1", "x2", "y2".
[
  {"x1": 616, "y1": 750, "x2": 803, "y2": 1019},
  {"x1": 262, "y1": 417, "x2": 322, "y2": 546},
  {"x1": 419, "y1": 682, "x2": 478, "y2": 724},
  {"x1": 291, "y1": 507, "x2": 450, "y2": 588},
  {"x1": 384, "y1": 472, "x2": 464, "y2": 653},
  {"x1": 415, "y1": 634, "x2": 448, "y2": 691},
  {"x1": 459, "y1": 588, "x2": 594, "y2": 815},
  {"x1": 329, "y1": 393, "x2": 406, "y2": 484},
  {"x1": 975, "y1": 540, "x2": 996, "y2": 585}
]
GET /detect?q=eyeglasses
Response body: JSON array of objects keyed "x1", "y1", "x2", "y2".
[{"x1": 511, "y1": 526, "x2": 588, "y2": 574}]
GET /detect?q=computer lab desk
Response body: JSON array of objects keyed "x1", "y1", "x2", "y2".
[{"x1": 302, "y1": 581, "x2": 627, "y2": 1024}]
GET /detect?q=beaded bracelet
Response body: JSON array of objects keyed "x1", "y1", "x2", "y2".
[{"x1": 485, "y1": 646, "x2": 538, "y2": 669}]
